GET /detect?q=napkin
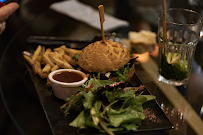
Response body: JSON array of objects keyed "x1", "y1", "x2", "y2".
[{"x1": 50, "y1": 0, "x2": 129, "y2": 31}]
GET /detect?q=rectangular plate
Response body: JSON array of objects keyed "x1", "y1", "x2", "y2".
[
  {"x1": 25, "y1": 62, "x2": 173, "y2": 135},
  {"x1": 24, "y1": 40, "x2": 173, "y2": 135}
]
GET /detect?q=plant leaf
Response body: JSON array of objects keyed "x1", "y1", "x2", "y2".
[
  {"x1": 83, "y1": 91, "x2": 94, "y2": 109},
  {"x1": 69, "y1": 110, "x2": 85, "y2": 128}
]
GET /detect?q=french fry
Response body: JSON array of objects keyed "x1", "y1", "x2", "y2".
[
  {"x1": 53, "y1": 51, "x2": 60, "y2": 59},
  {"x1": 42, "y1": 64, "x2": 51, "y2": 73},
  {"x1": 35, "y1": 61, "x2": 48, "y2": 79},
  {"x1": 49, "y1": 53, "x2": 74, "y2": 69},
  {"x1": 64, "y1": 47, "x2": 81, "y2": 57},
  {"x1": 54, "y1": 45, "x2": 67, "y2": 62},
  {"x1": 44, "y1": 48, "x2": 52, "y2": 56},
  {"x1": 32, "y1": 45, "x2": 42, "y2": 61},
  {"x1": 48, "y1": 52, "x2": 56, "y2": 58},
  {"x1": 58, "y1": 47, "x2": 65, "y2": 55},
  {"x1": 40, "y1": 46, "x2": 45, "y2": 63},
  {"x1": 41, "y1": 46, "x2": 45, "y2": 56},
  {"x1": 50, "y1": 51, "x2": 67, "y2": 62},
  {"x1": 51, "y1": 65, "x2": 59, "y2": 72},
  {"x1": 59, "y1": 57, "x2": 67, "y2": 63},
  {"x1": 24, "y1": 45, "x2": 80, "y2": 82},
  {"x1": 35, "y1": 56, "x2": 42, "y2": 63},
  {"x1": 42, "y1": 54, "x2": 55, "y2": 67},
  {"x1": 58, "y1": 52, "x2": 68, "y2": 63},
  {"x1": 60, "y1": 45, "x2": 66, "y2": 49},
  {"x1": 41, "y1": 48, "x2": 52, "y2": 65},
  {"x1": 63, "y1": 54, "x2": 77, "y2": 66},
  {"x1": 53, "y1": 47, "x2": 60, "y2": 52},
  {"x1": 58, "y1": 48, "x2": 65, "y2": 59},
  {"x1": 53, "y1": 45, "x2": 66, "y2": 52},
  {"x1": 23, "y1": 54, "x2": 37, "y2": 74}
]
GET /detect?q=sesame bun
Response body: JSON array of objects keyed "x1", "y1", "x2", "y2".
[{"x1": 78, "y1": 40, "x2": 131, "y2": 73}]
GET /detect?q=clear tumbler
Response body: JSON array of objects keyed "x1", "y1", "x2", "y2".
[{"x1": 158, "y1": 8, "x2": 202, "y2": 86}]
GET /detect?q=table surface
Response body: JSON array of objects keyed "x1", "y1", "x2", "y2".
[{"x1": 0, "y1": 0, "x2": 203, "y2": 135}]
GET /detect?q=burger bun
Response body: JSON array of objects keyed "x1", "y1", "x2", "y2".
[{"x1": 78, "y1": 40, "x2": 131, "y2": 73}]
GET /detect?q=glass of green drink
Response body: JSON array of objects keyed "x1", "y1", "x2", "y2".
[{"x1": 158, "y1": 8, "x2": 202, "y2": 86}]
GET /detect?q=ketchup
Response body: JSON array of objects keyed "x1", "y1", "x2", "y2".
[{"x1": 53, "y1": 71, "x2": 84, "y2": 83}]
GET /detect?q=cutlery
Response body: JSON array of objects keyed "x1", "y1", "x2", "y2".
[{"x1": 26, "y1": 36, "x2": 92, "y2": 49}]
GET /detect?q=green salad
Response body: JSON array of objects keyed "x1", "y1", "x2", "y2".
[{"x1": 60, "y1": 74, "x2": 156, "y2": 135}]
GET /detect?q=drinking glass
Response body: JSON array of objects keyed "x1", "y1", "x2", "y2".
[{"x1": 158, "y1": 8, "x2": 203, "y2": 86}]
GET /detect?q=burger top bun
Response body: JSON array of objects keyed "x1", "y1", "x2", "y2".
[{"x1": 78, "y1": 40, "x2": 131, "y2": 73}]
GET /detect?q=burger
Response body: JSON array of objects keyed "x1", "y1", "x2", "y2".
[
  {"x1": 78, "y1": 40, "x2": 136, "y2": 82},
  {"x1": 61, "y1": 40, "x2": 154, "y2": 135}
]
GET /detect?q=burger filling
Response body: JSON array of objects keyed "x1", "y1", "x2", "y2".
[{"x1": 73, "y1": 54, "x2": 137, "y2": 82}]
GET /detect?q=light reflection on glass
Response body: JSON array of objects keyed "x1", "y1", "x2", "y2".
[{"x1": 200, "y1": 106, "x2": 203, "y2": 119}]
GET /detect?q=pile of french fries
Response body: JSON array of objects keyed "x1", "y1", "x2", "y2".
[{"x1": 23, "y1": 45, "x2": 81, "y2": 86}]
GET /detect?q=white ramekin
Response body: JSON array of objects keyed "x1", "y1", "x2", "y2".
[{"x1": 48, "y1": 69, "x2": 88, "y2": 99}]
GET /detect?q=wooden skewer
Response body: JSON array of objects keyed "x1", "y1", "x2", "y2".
[
  {"x1": 98, "y1": 5, "x2": 105, "y2": 42},
  {"x1": 162, "y1": 0, "x2": 166, "y2": 41}
]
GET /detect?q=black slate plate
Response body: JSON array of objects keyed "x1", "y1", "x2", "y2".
[
  {"x1": 23, "y1": 38, "x2": 173, "y2": 134},
  {"x1": 24, "y1": 58, "x2": 174, "y2": 135}
]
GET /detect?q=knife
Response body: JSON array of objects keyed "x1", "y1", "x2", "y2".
[{"x1": 26, "y1": 36, "x2": 92, "y2": 49}]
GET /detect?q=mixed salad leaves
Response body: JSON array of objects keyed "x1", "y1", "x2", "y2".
[{"x1": 60, "y1": 74, "x2": 156, "y2": 135}]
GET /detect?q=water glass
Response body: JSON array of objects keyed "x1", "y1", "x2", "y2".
[{"x1": 158, "y1": 8, "x2": 202, "y2": 86}]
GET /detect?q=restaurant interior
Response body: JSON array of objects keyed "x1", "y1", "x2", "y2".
[{"x1": 0, "y1": 0, "x2": 203, "y2": 135}]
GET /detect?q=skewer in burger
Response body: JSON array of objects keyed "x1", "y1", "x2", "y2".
[{"x1": 78, "y1": 40, "x2": 137, "y2": 82}]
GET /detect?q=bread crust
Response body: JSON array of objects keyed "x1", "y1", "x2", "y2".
[{"x1": 78, "y1": 40, "x2": 131, "y2": 73}]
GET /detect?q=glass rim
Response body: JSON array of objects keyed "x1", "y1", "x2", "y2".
[{"x1": 159, "y1": 8, "x2": 203, "y2": 26}]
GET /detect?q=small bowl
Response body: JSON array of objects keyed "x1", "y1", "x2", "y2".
[{"x1": 48, "y1": 69, "x2": 88, "y2": 99}]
